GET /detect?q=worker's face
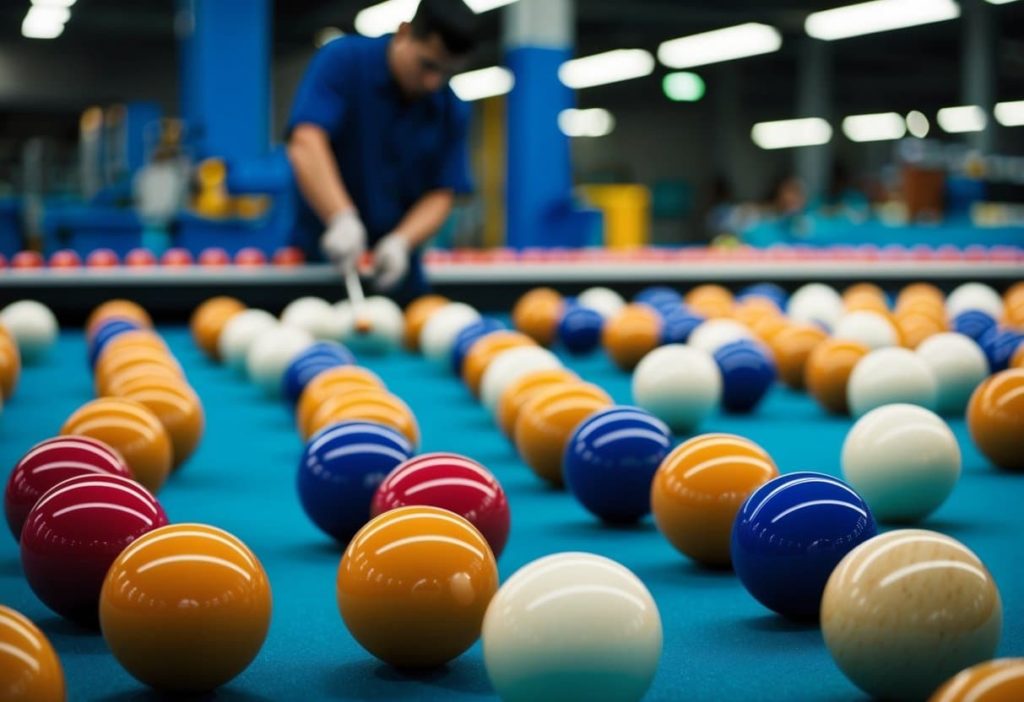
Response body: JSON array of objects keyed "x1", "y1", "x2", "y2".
[{"x1": 391, "y1": 23, "x2": 464, "y2": 97}]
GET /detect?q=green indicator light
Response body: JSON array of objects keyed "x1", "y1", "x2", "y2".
[{"x1": 663, "y1": 72, "x2": 706, "y2": 102}]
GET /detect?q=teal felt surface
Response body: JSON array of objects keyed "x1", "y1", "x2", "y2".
[{"x1": 1, "y1": 327, "x2": 1021, "y2": 702}]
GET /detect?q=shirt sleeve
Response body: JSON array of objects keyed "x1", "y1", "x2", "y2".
[
  {"x1": 286, "y1": 42, "x2": 353, "y2": 138},
  {"x1": 434, "y1": 95, "x2": 474, "y2": 195}
]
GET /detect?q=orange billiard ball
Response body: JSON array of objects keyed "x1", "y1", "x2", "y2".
[
  {"x1": 0, "y1": 326, "x2": 21, "y2": 400},
  {"x1": 462, "y1": 331, "x2": 535, "y2": 397},
  {"x1": 308, "y1": 389, "x2": 420, "y2": 448},
  {"x1": 512, "y1": 288, "x2": 565, "y2": 347},
  {"x1": 85, "y1": 300, "x2": 153, "y2": 341},
  {"x1": 496, "y1": 367, "x2": 580, "y2": 438},
  {"x1": 295, "y1": 366, "x2": 386, "y2": 438},
  {"x1": 94, "y1": 345, "x2": 183, "y2": 398},
  {"x1": 896, "y1": 282, "x2": 945, "y2": 309},
  {"x1": 685, "y1": 285, "x2": 734, "y2": 319},
  {"x1": 111, "y1": 376, "x2": 205, "y2": 470},
  {"x1": 895, "y1": 310, "x2": 947, "y2": 349},
  {"x1": 768, "y1": 323, "x2": 828, "y2": 390},
  {"x1": 929, "y1": 658, "x2": 1024, "y2": 702},
  {"x1": 337, "y1": 506, "x2": 498, "y2": 669},
  {"x1": 651, "y1": 433, "x2": 779, "y2": 567},
  {"x1": 1013, "y1": 344, "x2": 1024, "y2": 370},
  {"x1": 100, "y1": 524, "x2": 271, "y2": 693},
  {"x1": 403, "y1": 295, "x2": 449, "y2": 351},
  {"x1": 0, "y1": 605, "x2": 65, "y2": 701},
  {"x1": 805, "y1": 339, "x2": 871, "y2": 415},
  {"x1": 967, "y1": 369, "x2": 1024, "y2": 471},
  {"x1": 602, "y1": 304, "x2": 662, "y2": 372},
  {"x1": 190, "y1": 296, "x2": 247, "y2": 360}
]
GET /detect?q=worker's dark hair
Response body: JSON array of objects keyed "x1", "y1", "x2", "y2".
[{"x1": 410, "y1": 0, "x2": 479, "y2": 56}]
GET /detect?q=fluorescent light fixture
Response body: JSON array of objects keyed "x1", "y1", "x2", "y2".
[
  {"x1": 464, "y1": 0, "x2": 520, "y2": 11},
  {"x1": 751, "y1": 118, "x2": 832, "y2": 149},
  {"x1": 994, "y1": 100, "x2": 1024, "y2": 127},
  {"x1": 31, "y1": 0, "x2": 77, "y2": 7},
  {"x1": 937, "y1": 105, "x2": 987, "y2": 133},
  {"x1": 559, "y1": 108, "x2": 616, "y2": 138},
  {"x1": 22, "y1": 6, "x2": 70, "y2": 39},
  {"x1": 906, "y1": 110, "x2": 930, "y2": 138},
  {"x1": 450, "y1": 66, "x2": 514, "y2": 101},
  {"x1": 559, "y1": 49, "x2": 655, "y2": 90},
  {"x1": 355, "y1": 0, "x2": 417, "y2": 37},
  {"x1": 842, "y1": 112, "x2": 907, "y2": 142},
  {"x1": 658, "y1": 23, "x2": 782, "y2": 69},
  {"x1": 805, "y1": 0, "x2": 960, "y2": 41},
  {"x1": 985, "y1": 0, "x2": 1019, "y2": 4},
  {"x1": 663, "y1": 72, "x2": 706, "y2": 102}
]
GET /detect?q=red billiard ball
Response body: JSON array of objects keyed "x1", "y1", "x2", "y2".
[
  {"x1": 11, "y1": 251, "x2": 44, "y2": 269},
  {"x1": 0, "y1": 253, "x2": 6, "y2": 268},
  {"x1": 5, "y1": 436, "x2": 132, "y2": 540},
  {"x1": 125, "y1": 248, "x2": 157, "y2": 267},
  {"x1": 234, "y1": 247, "x2": 266, "y2": 267},
  {"x1": 272, "y1": 246, "x2": 305, "y2": 267},
  {"x1": 198, "y1": 247, "x2": 230, "y2": 267},
  {"x1": 371, "y1": 452, "x2": 510, "y2": 557},
  {"x1": 20, "y1": 473, "x2": 168, "y2": 624},
  {"x1": 86, "y1": 249, "x2": 120, "y2": 268},
  {"x1": 49, "y1": 249, "x2": 82, "y2": 269},
  {"x1": 160, "y1": 247, "x2": 193, "y2": 267}
]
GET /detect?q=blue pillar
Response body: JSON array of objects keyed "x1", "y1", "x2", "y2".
[
  {"x1": 178, "y1": 0, "x2": 271, "y2": 162},
  {"x1": 504, "y1": 0, "x2": 599, "y2": 248}
]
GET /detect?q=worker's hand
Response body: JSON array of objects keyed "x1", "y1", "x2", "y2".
[
  {"x1": 372, "y1": 232, "x2": 410, "y2": 291},
  {"x1": 321, "y1": 210, "x2": 366, "y2": 273}
]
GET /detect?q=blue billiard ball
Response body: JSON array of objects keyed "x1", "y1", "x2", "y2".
[
  {"x1": 635, "y1": 286, "x2": 683, "y2": 310},
  {"x1": 661, "y1": 307, "x2": 705, "y2": 345},
  {"x1": 952, "y1": 310, "x2": 997, "y2": 342},
  {"x1": 564, "y1": 406, "x2": 672, "y2": 523},
  {"x1": 450, "y1": 318, "x2": 507, "y2": 376},
  {"x1": 557, "y1": 306, "x2": 604, "y2": 355},
  {"x1": 732, "y1": 472, "x2": 877, "y2": 620},
  {"x1": 281, "y1": 342, "x2": 357, "y2": 405},
  {"x1": 978, "y1": 326, "x2": 1024, "y2": 373},
  {"x1": 297, "y1": 420, "x2": 414, "y2": 543},
  {"x1": 737, "y1": 283, "x2": 788, "y2": 310},
  {"x1": 713, "y1": 339, "x2": 776, "y2": 413},
  {"x1": 88, "y1": 318, "x2": 142, "y2": 369}
]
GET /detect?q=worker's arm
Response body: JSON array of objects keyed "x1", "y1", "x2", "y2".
[
  {"x1": 372, "y1": 189, "x2": 455, "y2": 290},
  {"x1": 286, "y1": 123, "x2": 355, "y2": 223}
]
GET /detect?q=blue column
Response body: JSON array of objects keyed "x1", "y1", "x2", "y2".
[{"x1": 178, "y1": 0, "x2": 271, "y2": 162}]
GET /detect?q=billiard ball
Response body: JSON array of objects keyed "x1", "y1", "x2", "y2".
[
  {"x1": 198, "y1": 247, "x2": 230, "y2": 267},
  {"x1": 482, "y1": 553, "x2": 661, "y2": 702},
  {"x1": 100, "y1": 523, "x2": 271, "y2": 692},
  {"x1": 737, "y1": 282, "x2": 787, "y2": 310},
  {"x1": 786, "y1": 283, "x2": 844, "y2": 331},
  {"x1": 160, "y1": 247, "x2": 194, "y2": 267},
  {"x1": 916, "y1": 333, "x2": 990, "y2": 414},
  {"x1": 564, "y1": 406, "x2": 671, "y2": 523},
  {"x1": 602, "y1": 304, "x2": 663, "y2": 372},
  {"x1": 402, "y1": 294, "x2": 449, "y2": 351},
  {"x1": 111, "y1": 376, "x2": 205, "y2": 470},
  {"x1": 821, "y1": 530, "x2": 1002, "y2": 701},
  {"x1": 968, "y1": 369, "x2": 1024, "y2": 471},
  {"x1": 895, "y1": 310, "x2": 948, "y2": 350},
  {"x1": 0, "y1": 327, "x2": 19, "y2": 401},
  {"x1": 5, "y1": 435, "x2": 131, "y2": 540},
  {"x1": 189, "y1": 296, "x2": 246, "y2": 360},
  {"x1": 296, "y1": 365, "x2": 385, "y2": 438},
  {"x1": 805, "y1": 338, "x2": 870, "y2": 415},
  {"x1": 514, "y1": 383, "x2": 612, "y2": 486},
  {"x1": 713, "y1": 339, "x2": 777, "y2": 413},
  {"x1": 946, "y1": 282, "x2": 1005, "y2": 320},
  {"x1": 978, "y1": 327, "x2": 1024, "y2": 373},
  {"x1": 124, "y1": 248, "x2": 157, "y2": 267},
  {"x1": 1014, "y1": 344, "x2": 1024, "y2": 369},
  {"x1": 832, "y1": 311, "x2": 899, "y2": 349},
  {"x1": 49, "y1": 249, "x2": 81, "y2": 269},
  {"x1": 0, "y1": 605, "x2": 65, "y2": 701},
  {"x1": 88, "y1": 318, "x2": 142, "y2": 368},
  {"x1": 557, "y1": 306, "x2": 604, "y2": 355},
  {"x1": 688, "y1": 319, "x2": 754, "y2": 356},
  {"x1": 732, "y1": 472, "x2": 877, "y2": 620},
  {"x1": 842, "y1": 283, "x2": 889, "y2": 310},
  {"x1": 272, "y1": 246, "x2": 305, "y2": 266},
  {"x1": 280, "y1": 297, "x2": 338, "y2": 341},
  {"x1": 897, "y1": 282, "x2": 945, "y2": 308},
  {"x1": 495, "y1": 367, "x2": 580, "y2": 438},
  {"x1": 651, "y1": 433, "x2": 778, "y2": 567},
  {"x1": 419, "y1": 302, "x2": 481, "y2": 365},
  {"x1": 308, "y1": 389, "x2": 420, "y2": 448},
  {"x1": 576, "y1": 286, "x2": 626, "y2": 319},
  {"x1": 768, "y1": 323, "x2": 828, "y2": 390},
  {"x1": 234, "y1": 246, "x2": 266, "y2": 267},
  {"x1": 732, "y1": 297, "x2": 782, "y2": 327},
  {"x1": 85, "y1": 300, "x2": 152, "y2": 340},
  {"x1": 685, "y1": 284, "x2": 734, "y2": 319},
  {"x1": 371, "y1": 452, "x2": 510, "y2": 556},
  {"x1": 86, "y1": 248, "x2": 119, "y2": 268},
  {"x1": 659, "y1": 307, "x2": 705, "y2": 345},
  {"x1": 635, "y1": 286, "x2": 682, "y2": 310},
  {"x1": 10, "y1": 251, "x2": 44, "y2": 270},
  {"x1": 245, "y1": 325, "x2": 315, "y2": 397},
  {"x1": 94, "y1": 342, "x2": 184, "y2": 397},
  {"x1": 632, "y1": 344, "x2": 721, "y2": 433},
  {"x1": 449, "y1": 317, "x2": 507, "y2": 376},
  {"x1": 218, "y1": 308, "x2": 278, "y2": 373},
  {"x1": 842, "y1": 404, "x2": 960, "y2": 523},
  {"x1": 480, "y1": 345, "x2": 563, "y2": 412},
  {"x1": 298, "y1": 420, "x2": 414, "y2": 542},
  {"x1": 462, "y1": 331, "x2": 534, "y2": 397},
  {"x1": 61, "y1": 397, "x2": 173, "y2": 493},
  {"x1": 951, "y1": 310, "x2": 997, "y2": 342},
  {"x1": 0, "y1": 300, "x2": 58, "y2": 363},
  {"x1": 21, "y1": 474, "x2": 168, "y2": 624},
  {"x1": 847, "y1": 347, "x2": 938, "y2": 417},
  {"x1": 341, "y1": 296, "x2": 405, "y2": 354},
  {"x1": 281, "y1": 341, "x2": 356, "y2": 406},
  {"x1": 929, "y1": 658, "x2": 1024, "y2": 702},
  {"x1": 512, "y1": 288, "x2": 564, "y2": 346},
  {"x1": 337, "y1": 506, "x2": 498, "y2": 668}
]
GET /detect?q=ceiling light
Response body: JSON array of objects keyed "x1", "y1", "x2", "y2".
[
  {"x1": 751, "y1": 118, "x2": 832, "y2": 149},
  {"x1": 994, "y1": 100, "x2": 1024, "y2": 127},
  {"x1": 936, "y1": 105, "x2": 987, "y2": 133},
  {"x1": 658, "y1": 23, "x2": 782, "y2": 69},
  {"x1": 805, "y1": 0, "x2": 960, "y2": 41},
  {"x1": 450, "y1": 66, "x2": 514, "y2": 101},
  {"x1": 355, "y1": 0, "x2": 418, "y2": 38},
  {"x1": 662, "y1": 72, "x2": 706, "y2": 102},
  {"x1": 559, "y1": 50, "x2": 655, "y2": 90},
  {"x1": 842, "y1": 112, "x2": 907, "y2": 141},
  {"x1": 906, "y1": 111, "x2": 930, "y2": 138},
  {"x1": 559, "y1": 109, "x2": 616, "y2": 138}
]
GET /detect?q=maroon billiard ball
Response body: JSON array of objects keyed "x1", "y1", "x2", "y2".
[
  {"x1": 371, "y1": 452, "x2": 510, "y2": 557},
  {"x1": 5, "y1": 436, "x2": 132, "y2": 540},
  {"x1": 20, "y1": 473, "x2": 167, "y2": 625},
  {"x1": 86, "y1": 248, "x2": 120, "y2": 268},
  {"x1": 49, "y1": 250, "x2": 82, "y2": 269},
  {"x1": 272, "y1": 246, "x2": 305, "y2": 267},
  {"x1": 160, "y1": 248, "x2": 194, "y2": 267},
  {"x1": 198, "y1": 247, "x2": 230, "y2": 267},
  {"x1": 11, "y1": 251, "x2": 44, "y2": 269},
  {"x1": 235, "y1": 247, "x2": 267, "y2": 267},
  {"x1": 124, "y1": 248, "x2": 157, "y2": 267}
]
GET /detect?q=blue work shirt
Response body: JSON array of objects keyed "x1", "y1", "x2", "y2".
[{"x1": 287, "y1": 35, "x2": 473, "y2": 264}]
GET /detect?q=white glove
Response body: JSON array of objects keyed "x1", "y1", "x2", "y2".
[
  {"x1": 372, "y1": 233, "x2": 410, "y2": 291},
  {"x1": 321, "y1": 210, "x2": 366, "y2": 272}
]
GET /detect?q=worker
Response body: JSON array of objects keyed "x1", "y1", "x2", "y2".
[{"x1": 286, "y1": 0, "x2": 478, "y2": 299}]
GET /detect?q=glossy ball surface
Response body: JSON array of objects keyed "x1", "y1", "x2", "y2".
[
  {"x1": 979, "y1": 327, "x2": 1024, "y2": 373},
  {"x1": 480, "y1": 345, "x2": 563, "y2": 412},
  {"x1": 113, "y1": 376, "x2": 205, "y2": 470},
  {"x1": 632, "y1": 344, "x2": 721, "y2": 433},
  {"x1": 768, "y1": 323, "x2": 828, "y2": 390},
  {"x1": 449, "y1": 318, "x2": 507, "y2": 376},
  {"x1": 280, "y1": 341, "x2": 356, "y2": 406},
  {"x1": 189, "y1": 296, "x2": 245, "y2": 360},
  {"x1": 967, "y1": 369, "x2": 1024, "y2": 471},
  {"x1": 245, "y1": 325, "x2": 315, "y2": 398},
  {"x1": 558, "y1": 306, "x2": 604, "y2": 355},
  {"x1": 0, "y1": 605, "x2": 65, "y2": 701},
  {"x1": 947, "y1": 282, "x2": 1004, "y2": 320},
  {"x1": 402, "y1": 294, "x2": 449, "y2": 351},
  {"x1": 832, "y1": 311, "x2": 900, "y2": 349},
  {"x1": 512, "y1": 288, "x2": 564, "y2": 346},
  {"x1": 0, "y1": 300, "x2": 58, "y2": 363},
  {"x1": 88, "y1": 319, "x2": 142, "y2": 369},
  {"x1": 308, "y1": 389, "x2": 420, "y2": 448},
  {"x1": 218, "y1": 309, "x2": 278, "y2": 372},
  {"x1": 916, "y1": 333, "x2": 990, "y2": 415},
  {"x1": 496, "y1": 368, "x2": 580, "y2": 438},
  {"x1": 952, "y1": 310, "x2": 998, "y2": 343},
  {"x1": 713, "y1": 339, "x2": 777, "y2": 413},
  {"x1": 296, "y1": 365, "x2": 385, "y2": 438},
  {"x1": 420, "y1": 302, "x2": 481, "y2": 365},
  {"x1": 462, "y1": 331, "x2": 535, "y2": 397},
  {"x1": 847, "y1": 347, "x2": 938, "y2": 417},
  {"x1": 85, "y1": 300, "x2": 152, "y2": 340},
  {"x1": 805, "y1": 338, "x2": 870, "y2": 415},
  {"x1": 929, "y1": 658, "x2": 1024, "y2": 702},
  {"x1": 602, "y1": 305, "x2": 662, "y2": 372}
]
